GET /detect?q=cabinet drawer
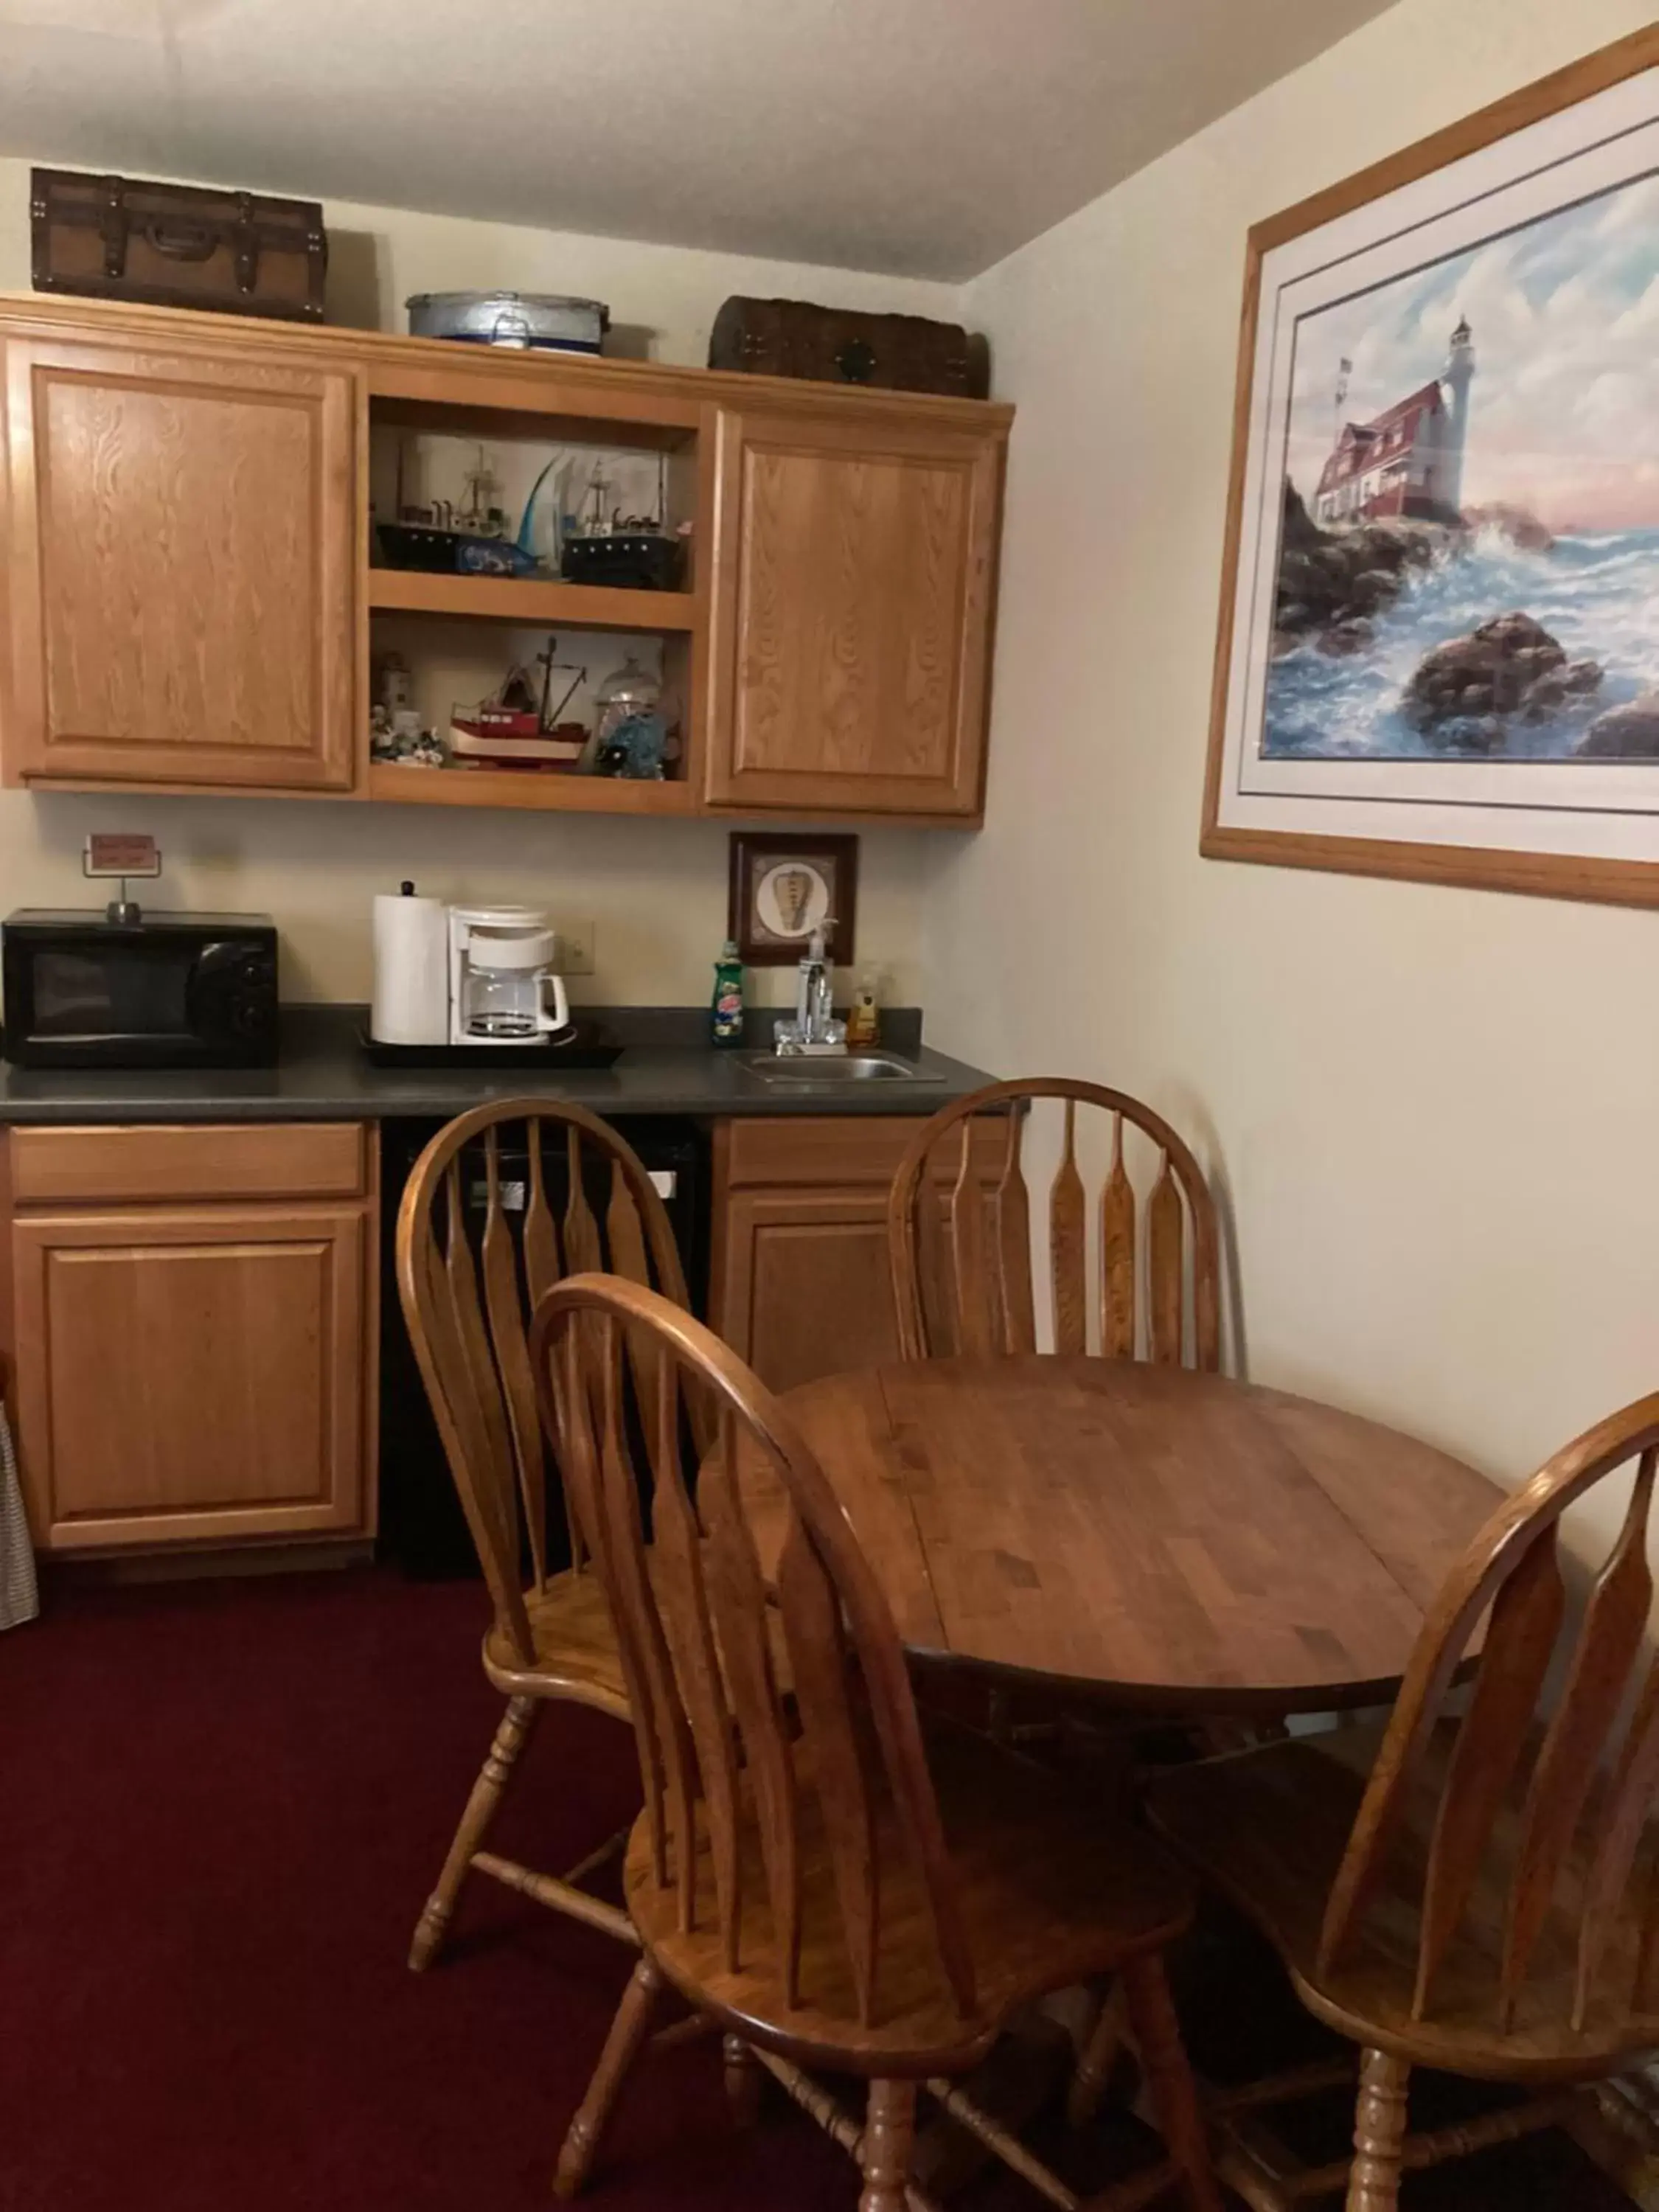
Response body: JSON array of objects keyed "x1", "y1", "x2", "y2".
[
  {"x1": 720, "y1": 1112, "x2": 1005, "y2": 1191},
  {"x1": 10, "y1": 1121, "x2": 367, "y2": 1206}
]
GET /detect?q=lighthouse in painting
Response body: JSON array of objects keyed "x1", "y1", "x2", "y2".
[
  {"x1": 1440, "y1": 315, "x2": 1476, "y2": 511},
  {"x1": 1313, "y1": 316, "x2": 1475, "y2": 526}
]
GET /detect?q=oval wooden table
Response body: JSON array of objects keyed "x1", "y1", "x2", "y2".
[{"x1": 768, "y1": 1354, "x2": 1505, "y2": 1717}]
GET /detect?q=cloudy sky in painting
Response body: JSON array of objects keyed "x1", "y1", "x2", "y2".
[{"x1": 1284, "y1": 167, "x2": 1659, "y2": 532}]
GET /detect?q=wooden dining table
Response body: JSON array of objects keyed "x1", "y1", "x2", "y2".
[{"x1": 766, "y1": 1354, "x2": 1504, "y2": 1718}]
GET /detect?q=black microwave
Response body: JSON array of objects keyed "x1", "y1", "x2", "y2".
[{"x1": 1, "y1": 910, "x2": 279, "y2": 1069}]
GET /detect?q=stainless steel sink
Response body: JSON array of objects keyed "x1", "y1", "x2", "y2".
[{"x1": 736, "y1": 1051, "x2": 939, "y2": 1085}]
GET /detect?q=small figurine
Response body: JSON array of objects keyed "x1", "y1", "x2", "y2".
[
  {"x1": 594, "y1": 711, "x2": 668, "y2": 779},
  {"x1": 370, "y1": 706, "x2": 446, "y2": 766}
]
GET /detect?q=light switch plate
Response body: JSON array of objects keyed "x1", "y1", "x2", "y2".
[{"x1": 560, "y1": 920, "x2": 596, "y2": 975}]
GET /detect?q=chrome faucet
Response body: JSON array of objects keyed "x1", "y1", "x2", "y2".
[{"x1": 773, "y1": 923, "x2": 846, "y2": 1054}]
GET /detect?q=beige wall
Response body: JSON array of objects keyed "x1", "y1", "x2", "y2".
[
  {"x1": 922, "y1": 0, "x2": 1659, "y2": 1498},
  {"x1": 0, "y1": 161, "x2": 956, "y2": 1005}
]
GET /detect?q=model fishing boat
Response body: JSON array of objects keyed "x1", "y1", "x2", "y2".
[{"x1": 448, "y1": 638, "x2": 588, "y2": 771}]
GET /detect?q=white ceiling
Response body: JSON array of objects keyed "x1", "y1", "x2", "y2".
[{"x1": 0, "y1": 0, "x2": 1397, "y2": 282}]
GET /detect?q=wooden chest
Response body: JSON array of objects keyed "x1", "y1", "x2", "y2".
[
  {"x1": 709, "y1": 295, "x2": 989, "y2": 398},
  {"x1": 31, "y1": 167, "x2": 327, "y2": 324}
]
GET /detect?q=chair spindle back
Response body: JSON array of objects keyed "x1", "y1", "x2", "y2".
[
  {"x1": 396, "y1": 1101, "x2": 690, "y2": 1667},
  {"x1": 1319, "y1": 1391, "x2": 1659, "y2": 2037},
  {"x1": 532, "y1": 1273, "x2": 977, "y2": 2031},
  {"x1": 888, "y1": 1078, "x2": 1220, "y2": 1368}
]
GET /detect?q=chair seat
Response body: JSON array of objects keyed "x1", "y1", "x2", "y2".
[
  {"x1": 484, "y1": 1566, "x2": 632, "y2": 1715},
  {"x1": 1147, "y1": 1724, "x2": 1659, "y2": 2082},
  {"x1": 627, "y1": 1719, "x2": 1194, "y2": 2076},
  {"x1": 483, "y1": 1561, "x2": 796, "y2": 1719}
]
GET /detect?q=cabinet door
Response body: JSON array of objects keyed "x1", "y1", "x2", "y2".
[
  {"x1": 710, "y1": 1113, "x2": 1011, "y2": 1394},
  {"x1": 706, "y1": 408, "x2": 1001, "y2": 816},
  {"x1": 12, "y1": 1203, "x2": 369, "y2": 1549},
  {"x1": 2, "y1": 335, "x2": 358, "y2": 790},
  {"x1": 716, "y1": 1186, "x2": 901, "y2": 1395}
]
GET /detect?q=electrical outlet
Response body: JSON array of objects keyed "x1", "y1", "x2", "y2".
[{"x1": 559, "y1": 919, "x2": 596, "y2": 976}]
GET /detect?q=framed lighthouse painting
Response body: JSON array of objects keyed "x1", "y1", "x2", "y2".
[{"x1": 1202, "y1": 27, "x2": 1659, "y2": 907}]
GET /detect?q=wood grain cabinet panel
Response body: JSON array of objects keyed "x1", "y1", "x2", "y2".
[
  {"x1": 12, "y1": 1203, "x2": 370, "y2": 1550},
  {"x1": 718, "y1": 1187, "x2": 902, "y2": 1396},
  {"x1": 711, "y1": 1114, "x2": 1006, "y2": 1394},
  {"x1": 705, "y1": 410, "x2": 1002, "y2": 817},
  {"x1": 2, "y1": 334, "x2": 357, "y2": 790},
  {"x1": 9, "y1": 1121, "x2": 366, "y2": 1207}
]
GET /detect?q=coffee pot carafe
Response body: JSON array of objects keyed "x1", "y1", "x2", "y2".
[{"x1": 448, "y1": 905, "x2": 569, "y2": 1044}]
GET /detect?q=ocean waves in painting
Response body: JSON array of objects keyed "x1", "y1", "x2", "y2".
[{"x1": 1261, "y1": 525, "x2": 1659, "y2": 759}]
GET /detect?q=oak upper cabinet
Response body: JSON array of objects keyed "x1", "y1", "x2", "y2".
[
  {"x1": 1, "y1": 330, "x2": 358, "y2": 791},
  {"x1": 5, "y1": 1123, "x2": 376, "y2": 1551},
  {"x1": 711, "y1": 1114, "x2": 1004, "y2": 1395},
  {"x1": 705, "y1": 406, "x2": 1004, "y2": 818}
]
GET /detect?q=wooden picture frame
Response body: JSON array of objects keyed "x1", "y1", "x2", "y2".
[
  {"x1": 1202, "y1": 27, "x2": 1659, "y2": 908},
  {"x1": 726, "y1": 832, "x2": 859, "y2": 965}
]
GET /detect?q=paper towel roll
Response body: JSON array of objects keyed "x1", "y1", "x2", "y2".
[{"x1": 371, "y1": 889, "x2": 449, "y2": 1044}]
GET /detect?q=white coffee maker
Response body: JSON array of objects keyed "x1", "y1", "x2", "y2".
[
  {"x1": 448, "y1": 905, "x2": 570, "y2": 1045},
  {"x1": 369, "y1": 888, "x2": 572, "y2": 1048}
]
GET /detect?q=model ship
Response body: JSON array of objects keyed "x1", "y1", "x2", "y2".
[
  {"x1": 449, "y1": 638, "x2": 588, "y2": 771},
  {"x1": 375, "y1": 445, "x2": 537, "y2": 577},
  {"x1": 559, "y1": 456, "x2": 686, "y2": 591}
]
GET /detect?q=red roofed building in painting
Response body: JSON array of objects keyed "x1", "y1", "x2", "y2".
[{"x1": 1314, "y1": 317, "x2": 1476, "y2": 526}]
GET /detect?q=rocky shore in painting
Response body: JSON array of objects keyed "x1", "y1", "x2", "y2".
[
  {"x1": 1402, "y1": 611, "x2": 1601, "y2": 753},
  {"x1": 1578, "y1": 690, "x2": 1659, "y2": 759},
  {"x1": 1272, "y1": 482, "x2": 1446, "y2": 658},
  {"x1": 1262, "y1": 487, "x2": 1659, "y2": 764}
]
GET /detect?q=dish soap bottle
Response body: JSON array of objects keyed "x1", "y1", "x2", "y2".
[
  {"x1": 711, "y1": 939, "x2": 745, "y2": 1047},
  {"x1": 845, "y1": 970, "x2": 880, "y2": 1050}
]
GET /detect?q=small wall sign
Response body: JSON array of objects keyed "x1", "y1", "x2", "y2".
[{"x1": 83, "y1": 833, "x2": 161, "y2": 879}]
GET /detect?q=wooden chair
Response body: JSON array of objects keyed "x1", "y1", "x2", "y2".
[
  {"x1": 396, "y1": 1099, "x2": 692, "y2": 1972},
  {"x1": 531, "y1": 1272, "x2": 1223, "y2": 2212},
  {"x1": 887, "y1": 1078, "x2": 1220, "y2": 1371},
  {"x1": 1146, "y1": 1389, "x2": 1659, "y2": 2210}
]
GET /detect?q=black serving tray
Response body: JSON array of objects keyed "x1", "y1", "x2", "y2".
[{"x1": 358, "y1": 1020, "x2": 622, "y2": 1071}]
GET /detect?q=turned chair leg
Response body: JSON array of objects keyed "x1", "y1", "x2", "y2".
[
  {"x1": 1119, "y1": 1952, "x2": 1223, "y2": 2212},
  {"x1": 554, "y1": 1956, "x2": 665, "y2": 2199},
  {"x1": 723, "y1": 2033, "x2": 764, "y2": 2129},
  {"x1": 1068, "y1": 1978, "x2": 1128, "y2": 2126},
  {"x1": 1346, "y1": 2048, "x2": 1410, "y2": 2212},
  {"x1": 860, "y1": 2078, "x2": 917, "y2": 2212},
  {"x1": 408, "y1": 1693, "x2": 540, "y2": 1971}
]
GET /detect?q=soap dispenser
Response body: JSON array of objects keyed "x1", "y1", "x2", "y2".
[{"x1": 710, "y1": 939, "x2": 745, "y2": 1047}]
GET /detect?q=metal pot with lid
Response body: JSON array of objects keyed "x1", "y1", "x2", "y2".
[{"x1": 405, "y1": 291, "x2": 610, "y2": 354}]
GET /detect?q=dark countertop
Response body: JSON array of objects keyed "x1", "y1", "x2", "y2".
[{"x1": 0, "y1": 1004, "x2": 993, "y2": 1124}]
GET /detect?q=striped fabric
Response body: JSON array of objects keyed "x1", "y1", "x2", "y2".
[{"x1": 0, "y1": 1402, "x2": 38, "y2": 1631}]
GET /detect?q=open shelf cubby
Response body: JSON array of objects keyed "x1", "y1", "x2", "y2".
[
  {"x1": 363, "y1": 379, "x2": 707, "y2": 813},
  {"x1": 368, "y1": 605, "x2": 697, "y2": 813}
]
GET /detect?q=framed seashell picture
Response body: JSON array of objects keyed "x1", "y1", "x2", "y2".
[{"x1": 727, "y1": 832, "x2": 859, "y2": 965}]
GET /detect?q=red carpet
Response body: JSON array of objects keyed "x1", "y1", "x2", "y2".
[
  {"x1": 0, "y1": 1569, "x2": 1629, "y2": 2211},
  {"x1": 0, "y1": 1568, "x2": 860, "y2": 2212}
]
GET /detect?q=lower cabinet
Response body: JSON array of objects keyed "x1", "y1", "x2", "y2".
[
  {"x1": 4, "y1": 1122, "x2": 377, "y2": 1552},
  {"x1": 710, "y1": 1114, "x2": 1001, "y2": 1395}
]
